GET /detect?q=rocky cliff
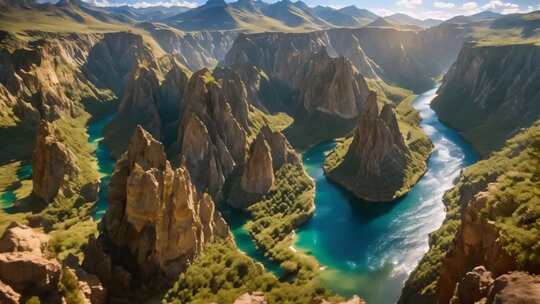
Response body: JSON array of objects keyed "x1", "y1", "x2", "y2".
[
  {"x1": 325, "y1": 92, "x2": 431, "y2": 202},
  {"x1": 432, "y1": 42, "x2": 540, "y2": 156},
  {"x1": 450, "y1": 266, "x2": 540, "y2": 304},
  {"x1": 177, "y1": 68, "x2": 249, "y2": 199},
  {"x1": 142, "y1": 23, "x2": 237, "y2": 71},
  {"x1": 32, "y1": 120, "x2": 79, "y2": 203},
  {"x1": 224, "y1": 26, "x2": 468, "y2": 96},
  {"x1": 0, "y1": 222, "x2": 105, "y2": 304},
  {"x1": 105, "y1": 57, "x2": 190, "y2": 157},
  {"x1": 85, "y1": 126, "x2": 229, "y2": 298},
  {"x1": 400, "y1": 119, "x2": 540, "y2": 304}
]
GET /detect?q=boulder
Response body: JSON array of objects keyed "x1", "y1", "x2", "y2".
[{"x1": 0, "y1": 223, "x2": 61, "y2": 299}]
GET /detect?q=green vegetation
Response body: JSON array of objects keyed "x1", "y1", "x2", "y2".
[
  {"x1": 163, "y1": 242, "x2": 339, "y2": 304},
  {"x1": 366, "y1": 78, "x2": 413, "y2": 105},
  {"x1": 244, "y1": 164, "x2": 317, "y2": 281},
  {"x1": 402, "y1": 119, "x2": 540, "y2": 300},
  {"x1": 59, "y1": 268, "x2": 86, "y2": 304}
]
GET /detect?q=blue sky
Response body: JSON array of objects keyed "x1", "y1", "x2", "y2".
[{"x1": 83, "y1": 0, "x2": 540, "y2": 20}]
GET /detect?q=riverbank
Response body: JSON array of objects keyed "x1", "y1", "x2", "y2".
[{"x1": 294, "y1": 88, "x2": 478, "y2": 303}]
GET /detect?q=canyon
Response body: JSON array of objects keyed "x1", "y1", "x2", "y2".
[{"x1": 0, "y1": 1, "x2": 538, "y2": 303}]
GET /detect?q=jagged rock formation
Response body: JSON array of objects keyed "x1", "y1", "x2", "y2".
[
  {"x1": 85, "y1": 126, "x2": 229, "y2": 298},
  {"x1": 32, "y1": 120, "x2": 79, "y2": 203},
  {"x1": 0, "y1": 223, "x2": 61, "y2": 302},
  {"x1": 325, "y1": 92, "x2": 430, "y2": 202},
  {"x1": 177, "y1": 68, "x2": 250, "y2": 199},
  {"x1": 432, "y1": 42, "x2": 540, "y2": 155},
  {"x1": 400, "y1": 120, "x2": 540, "y2": 304},
  {"x1": 240, "y1": 126, "x2": 300, "y2": 195},
  {"x1": 451, "y1": 267, "x2": 540, "y2": 304},
  {"x1": 295, "y1": 51, "x2": 370, "y2": 119},
  {"x1": 241, "y1": 132, "x2": 274, "y2": 195},
  {"x1": 106, "y1": 57, "x2": 190, "y2": 156}
]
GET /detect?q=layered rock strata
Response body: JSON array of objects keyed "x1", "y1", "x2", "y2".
[{"x1": 85, "y1": 126, "x2": 229, "y2": 297}]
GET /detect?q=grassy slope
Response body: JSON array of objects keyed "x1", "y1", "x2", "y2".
[
  {"x1": 402, "y1": 119, "x2": 540, "y2": 300},
  {"x1": 163, "y1": 241, "x2": 342, "y2": 304}
]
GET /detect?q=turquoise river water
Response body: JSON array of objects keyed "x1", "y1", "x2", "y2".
[
  {"x1": 0, "y1": 88, "x2": 478, "y2": 304},
  {"x1": 293, "y1": 88, "x2": 478, "y2": 303}
]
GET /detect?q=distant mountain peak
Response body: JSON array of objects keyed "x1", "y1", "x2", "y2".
[
  {"x1": 367, "y1": 17, "x2": 394, "y2": 27},
  {"x1": 204, "y1": 0, "x2": 227, "y2": 7}
]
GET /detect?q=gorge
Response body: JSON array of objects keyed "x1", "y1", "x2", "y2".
[{"x1": 0, "y1": 1, "x2": 539, "y2": 303}]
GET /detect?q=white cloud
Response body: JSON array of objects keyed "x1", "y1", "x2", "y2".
[
  {"x1": 462, "y1": 2, "x2": 479, "y2": 11},
  {"x1": 433, "y1": 1, "x2": 455, "y2": 9},
  {"x1": 397, "y1": 0, "x2": 423, "y2": 9},
  {"x1": 373, "y1": 8, "x2": 395, "y2": 16},
  {"x1": 483, "y1": 0, "x2": 517, "y2": 10}
]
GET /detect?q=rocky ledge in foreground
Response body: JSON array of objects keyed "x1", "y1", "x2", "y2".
[
  {"x1": 325, "y1": 92, "x2": 432, "y2": 202},
  {"x1": 83, "y1": 126, "x2": 230, "y2": 300},
  {"x1": 0, "y1": 222, "x2": 105, "y2": 304}
]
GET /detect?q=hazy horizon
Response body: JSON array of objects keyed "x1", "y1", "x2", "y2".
[{"x1": 38, "y1": 0, "x2": 540, "y2": 20}]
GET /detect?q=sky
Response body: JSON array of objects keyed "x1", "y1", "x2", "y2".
[{"x1": 79, "y1": 0, "x2": 540, "y2": 20}]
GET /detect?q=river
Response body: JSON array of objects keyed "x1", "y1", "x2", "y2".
[
  {"x1": 293, "y1": 88, "x2": 478, "y2": 303},
  {"x1": 87, "y1": 115, "x2": 115, "y2": 219}
]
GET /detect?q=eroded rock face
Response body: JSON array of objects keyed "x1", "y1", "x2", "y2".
[
  {"x1": 432, "y1": 43, "x2": 540, "y2": 155},
  {"x1": 294, "y1": 51, "x2": 369, "y2": 120},
  {"x1": 327, "y1": 92, "x2": 415, "y2": 202},
  {"x1": 108, "y1": 58, "x2": 190, "y2": 156},
  {"x1": 451, "y1": 269, "x2": 540, "y2": 304},
  {"x1": 241, "y1": 132, "x2": 274, "y2": 195},
  {"x1": 451, "y1": 266, "x2": 494, "y2": 304},
  {"x1": 0, "y1": 280, "x2": 19, "y2": 304},
  {"x1": 0, "y1": 223, "x2": 61, "y2": 301},
  {"x1": 177, "y1": 68, "x2": 249, "y2": 199},
  {"x1": 437, "y1": 185, "x2": 518, "y2": 303},
  {"x1": 88, "y1": 126, "x2": 229, "y2": 296},
  {"x1": 32, "y1": 120, "x2": 79, "y2": 203}
]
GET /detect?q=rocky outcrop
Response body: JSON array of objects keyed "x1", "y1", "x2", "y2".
[
  {"x1": 32, "y1": 120, "x2": 79, "y2": 203},
  {"x1": 432, "y1": 42, "x2": 540, "y2": 155},
  {"x1": 106, "y1": 58, "x2": 190, "y2": 156},
  {"x1": 0, "y1": 280, "x2": 20, "y2": 304},
  {"x1": 400, "y1": 120, "x2": 540, "y2": 304},
  {"x1": 240, "y1": 132, "x2": 274, "y2": 195},
  {"x1": 230, "y1": 125, "x2": 300, "y2": 209},
  {"x1": 451, "y1": 268, "x2": 540, "y2": 304},
  {"x1": 86, "y1": 126, "x2": 229, "y2": 297},
  {"x1": 177, "y1": 68, "x2": 249, "y2": 199},
  {"x1": 295, "y1": 51, "x2": 370, "y2": 119},
  {"x1": 326, "y1": 92, "x2": 428, "y2": 202},
  {"x1": 234, "y1": 292, "x2": 267, "y2": 304},
  {"x1": 0, "y1": 223, "x2": 61, "y2": 302}
]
